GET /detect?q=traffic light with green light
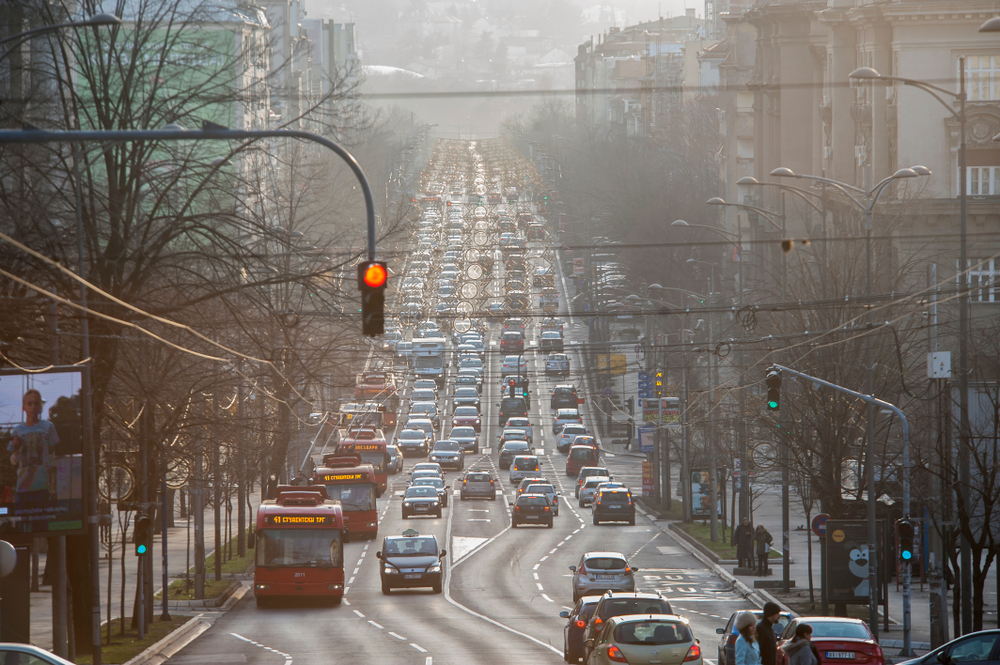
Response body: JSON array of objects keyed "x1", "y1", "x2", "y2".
[
  {"x1": 134, "y1": 516, "x2": 152, "y2": 556},
  {"x1": 358, "y1": 261, "x2": 388, "y2": 337},
  {"x1": 765, "y1": 366, "x2": 781, "y2": 411},
  {"x1": 897, "y1": 519, "x2": 915, "y2": 565}
]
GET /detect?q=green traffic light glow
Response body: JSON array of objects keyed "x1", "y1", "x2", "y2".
[
  {"x1": 137, "y1": 544, "x2": 147, "y2": 554},
  {"x1": 901, "y1": 550, "x2": 913, "y2": 560},
  {"x1": 768, "y1": 400, "x2": 778, "y2": 409}
]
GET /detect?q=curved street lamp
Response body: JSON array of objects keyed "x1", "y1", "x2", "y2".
[{"x1": 0, "y1": 13, "x2": 120, "y2": 63}]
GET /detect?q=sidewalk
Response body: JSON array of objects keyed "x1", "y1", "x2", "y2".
[
  {"x1": 629, "y1": 472, "x2": 1000, "y2": 657},
  {"x1": 28, "y1": 492, "x2": 261, "y2": 651}
]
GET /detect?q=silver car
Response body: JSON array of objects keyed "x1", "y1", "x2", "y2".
[
  {"x1": 569, "y1": 551, "x2": 638, "y2": 602},
  {"x1": 525, "y1": 483, "x2": 560, "y2": 516},
  {"x1": 578, "y1": 476, "x2": 612, "y2": 507}
]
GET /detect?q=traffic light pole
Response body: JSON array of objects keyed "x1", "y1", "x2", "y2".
[{"x1": 767, "y1": 363, "x2": 912, "y2": 655}]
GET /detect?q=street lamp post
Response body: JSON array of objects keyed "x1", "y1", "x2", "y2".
[
  {"x1": 671, "y1": 220, "x2": 747, "y2": 531},
  {"x1": 850, "y1": 61, "x2": 970, "y2": 636},
  {"x1": 771, "y1": 162, "x2": 929, "y2": 643},
  {"x1": 687, "y1": 259, "x2": 718, "y2": 538},
  {"x1": 0, "y1": 13, "x2": 120, "y2": 63}
]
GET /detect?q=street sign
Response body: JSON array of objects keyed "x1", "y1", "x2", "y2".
[
  {"x1": 638, "y1": 391, "x2": 655, "y2": 399},
  {"x1": 573, "y1": 258, "x2": 585, "y2": 276},
  {"x1": 602, "y1": 387, "x2": 613, "y2": 398},
  {"x1": 597, "y1": 354, "x2": 627, "y2": 375},
  {"x1": 638, "y1": 425, "x2": 655, "y2": 453},
  {"x1": 642, "y1": 460, "x2": 654, "y2": 496},
  {"x1": 812, "y1": 513, "x2": 830, "y2": 538}
]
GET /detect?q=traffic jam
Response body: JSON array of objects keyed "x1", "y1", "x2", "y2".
[{"x1": 239, "y1": 139, "x2": 879, "y2": 664}]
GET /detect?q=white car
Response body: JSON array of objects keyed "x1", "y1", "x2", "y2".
[
  {"x1": 557, "y1": 424, "x2": 588, "y2": 452},
  {"x1": 504, "y1": 417, "x2": 533, "y2": 443}
]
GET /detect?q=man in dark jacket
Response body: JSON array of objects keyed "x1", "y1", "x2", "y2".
[
  {"x1": 757, "y1": 602, "x2": 782, "y2": 665},
  {"x1": 735, "y1": 518, "x2": 754, "y2": 569}
]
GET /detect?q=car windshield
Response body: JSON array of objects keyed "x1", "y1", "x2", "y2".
[
  {"x1": 614, "y1": 621, "x2": 690, "y2": 645},
  {"x1": 570, "y1": 448, "x2": 596, "y2": 460},
  {"x1": 804, "y1": 622, "x2": 872, "y2": 639},
  {"x1": 400, "y1": 431, "x2": 425, "y2": 440},
  {"x1": 526, "y1": 484, "x2": 554, "y2": 494},
  {"x1": 434, "y1": 441, "x2": 460, "y2": 452},
  {"x1": 584, "y1": 556, "x2": 627, "y2": 570},
  {"x1": 405, "y1": 487, "x2": 437, "y2": 498},
  {"x1": 563, "y1": 427, "x2": 586, "y2": 436},
  {"x1": 451, "y1": 427, "x2": 475, "y2": 438},
  {"x1": 256, "y1": 529, "x2": 343, "y2": 568},
  {"x1": 455, "y1": 407, "x2": 479, "y2": 416},
  {"x1": 503, "y1": 443, "x2": 529, "y2": 452},
  {"x1": 384, "y1": 536, "x2": 438, "y2": 556},
  {"x1": 456, "y1": 388, "x2": 478, "y2": 397},
  {"x1": 413, "y1": 478, "x2": 444, "y2": 489},
  {"x1": 518, "y1": 496, "x2": 548, "y2": 506}
]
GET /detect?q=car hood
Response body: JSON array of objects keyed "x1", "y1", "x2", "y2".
[{"x1": 384, "y1": 554, "x2": 440, "y2": 570}]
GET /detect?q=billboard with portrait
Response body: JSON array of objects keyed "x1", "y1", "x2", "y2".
[{"x1": 0, "y1": 368, "x2": 85, "y2": 536}]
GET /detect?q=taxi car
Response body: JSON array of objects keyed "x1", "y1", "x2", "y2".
[
  {"x1": 376, "y1": 529, "x2": 447, "y2": 594},
  {"x1": 460, "y1": 470, "x2": 497, "y2": 500},
  {"x1": 511, "y1": 493, "x2": 553, "y2": 528},
  {"x1": 570, "y1": 551, "x2": 638, "y2": 602},
  {"x1": 400, "y1": 486, "x2": 441, "y2": 518},
  {"x1": 585, "y1": 615, "x2": 701, "y2": 665}
]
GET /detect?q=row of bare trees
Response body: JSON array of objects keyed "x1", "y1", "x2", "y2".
[
  {"x1": 512, "y1": 93, "x2": 1000, "y2": 631},
  {"x1": 1, "y1": 0, "x2": 424, "y2": 650}
]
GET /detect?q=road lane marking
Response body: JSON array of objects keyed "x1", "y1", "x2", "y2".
[
  {"x1": 533, "y1": 563, "x2": 540, "y2": 570},
  {"x1": 230, "y1": 633, "x2": 292, "y2": 665},
  {"x1": 368, "y1": 620, "x2": 384, "y2": 629},
  {"x1": 353, "y1": 610, "x2": 365, "y2": 618},
  {"x1": 536, "y1": 583, "x2": 544, "y2": 590},
  {"x1": 389, "y1": 632, "x2": 407, "y2": 640},
  {"x1": 533, "y1": 572, "x2": 539, "y2": 580},
  {"x1": 542, "y1": 594, "x2": 554, "y2": 602},
  {"x1": 411, "y1": 643, "x2": 428, "y2": 653}
]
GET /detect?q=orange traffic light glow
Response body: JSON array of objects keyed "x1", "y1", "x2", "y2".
[{"x1": 362, "y1": 262, "x2": 387, "y2": 288}]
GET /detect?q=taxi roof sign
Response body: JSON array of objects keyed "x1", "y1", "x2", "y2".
[{"x1": 402, "y1": 528, "x2": 420, "y2": 537}]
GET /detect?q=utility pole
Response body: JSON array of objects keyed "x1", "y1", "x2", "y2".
[{"x1": 193, "y1": 411, "x2": 205, "y2": 599}]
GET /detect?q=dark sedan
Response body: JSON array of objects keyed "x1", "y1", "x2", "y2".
[
  {"x1": 376, "y1": 531, "x2": 446, "y2": 594},
  {"x1": 560, "y1": 595, "x2": 603, "y2": 663}
]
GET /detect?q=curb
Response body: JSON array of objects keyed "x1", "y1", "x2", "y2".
[
  {"x1": 161, "y1": 579, "x2": 245, "y2": 609},
  {"x1": 634, "y1": 502, "x2": 794, "y2": 616},
  {"x1": 122, "y1": 583, "x2": 250, "y2": 665}
]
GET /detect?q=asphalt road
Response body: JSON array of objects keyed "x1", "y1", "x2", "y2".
[{"x1": 167, "y1": 147, "x2": 760, "y2": 665}]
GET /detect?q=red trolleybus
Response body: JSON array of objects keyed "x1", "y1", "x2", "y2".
[
  {"x1": 251, "y1": 486, "x2": 346, "y2": 607},
  {"x1": 314, "y1": 453, "x2": 380, "y2": 540},
  {"x1": 335, "y1": 433, "x2": 389, "y2": 497},
  {"x1": 353, "y1": 372, "x2": 400, "y2": 428}
]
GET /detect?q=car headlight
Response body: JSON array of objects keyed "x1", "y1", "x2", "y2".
[
  {"x1": 426, "y1": 563, "x2": 442, "y2": 573},
  {"x1": 431, "y1": 500, "x2": 440, "y2": 506},
  {"x1": 384, "y1": 564, "x2": 399, "y2": 574}
]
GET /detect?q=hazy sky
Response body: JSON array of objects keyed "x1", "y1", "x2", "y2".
[{"x1": 640, "y1": 0, "x2": 703, "y2": 19}]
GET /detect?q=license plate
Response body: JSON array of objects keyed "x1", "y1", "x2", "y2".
[
  {"x1": 404, "y1": 574, "x2": 421, "y2": 579},
  {"x1": 609, "y1": 504, "x2": 622, "y2": 509},
  {"x1": 526, "y1": 515, "x2": 539, "y2": 520},
  {"x1": 595, "y1": 574, "x2": 617, "y2": 580},
  {"x1": 415, "y1": 506, "x2": 428, "y2": 512},
  {"x1": 826, "y1": 653, "x2": 855, "y2": 659}
]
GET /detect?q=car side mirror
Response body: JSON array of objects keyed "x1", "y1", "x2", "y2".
[
  {"x1": 439, "y1": 549, "x2": 447, "y2": 558},
  {"x1": 584, "y1": 640, "x2": 594, "y2": 648},
  {"x1": 560, "y1": 610, "x2": 570, "y2": 618},
  {"x1": 496, "y1": 403, "x2": 500, "y2": 407},
  {"x1": 375, "y1": 551, "x2": 383, "y2": 560},
  {"x1": 343, "y1": 529, "x2": 351, "y2": 544},
  {"x1": 716, "y1": 628, "x2": 725, "y2": 634},
  {"x1": 632, "y1": 567, "x2": 640, "y2": 573},
  {"x1": 568, "y1": 565, "x2": 576, "y2": 572}
]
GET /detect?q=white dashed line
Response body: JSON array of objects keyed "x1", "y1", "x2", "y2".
[
  {"x1": 533, "y1": 572, "x2": 539, "y2": 580},
  {"x1": 389, "y1": 632, "x2": 407, "y2": 640},
  {"x1": 542, "y1": 594, "x2": 554, "y2": 602},
  {"x1": 536, "y1": 582, "x2": 544, "y2": 591},
  {"x1": 411, "y1": 643, "x2": 428, "y2": 653},
  {"x1": 231, "y1": 633, "x2": 293, "y2": 665},
  {"x1": 540, "y1": 555, "x2": 548, "y2": 562},
  {"x1": 369, "y1": 620, "x2": 384, "y2": 629},
  {"x1": 353, "y1": 610, "x2": 365, "y2": 618}
]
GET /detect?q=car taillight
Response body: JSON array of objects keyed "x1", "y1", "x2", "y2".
[
  {"x1": 593, "y1": 617, "x2": 603, "y2": 627},
  {"x1": 553, "y1": 496, "x2": 558, "y2": 503},
  {"x1": 575, "y1": 619, "x2": 586, "y2": 629},
  {"x1": 463, "y1": 479, "x2": 467, "y2": 485},
  {"x1": 544, "y1": 506, "x2": 550, "y2": 512},
  {"x1": 579, "y1": 565, "x2": 586, "y2": 576},
  {"x1": 684, "y1": 644, "x2": 701, "y2": 662},
  {"x1": 607, "y1": 645, "x2": 628, "y2": 663},
  {"x1": 624, "y1": 566, "x2": 632, "y2": 574},
  {"x1": 514, "y1": 506, "x2": 520, "y2": 512}
]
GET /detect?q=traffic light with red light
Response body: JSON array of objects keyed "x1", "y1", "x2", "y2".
[
  {"x1": 508, "y1": 379, "x2": 515, "y2": 398},
  {"x1": 358, "y1": 261, "x2": 388, "y2": 337}
]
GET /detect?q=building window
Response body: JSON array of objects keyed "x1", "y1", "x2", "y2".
[
  {"x1": 966, "y1": 55, "x2": 1000, "y2": 101},
  {"x1": 967, "y1": 166, "x2": 1000, "y2": 195},
  {"x1": 962, "y1": 259, "x2": 999, "y2": 303}
]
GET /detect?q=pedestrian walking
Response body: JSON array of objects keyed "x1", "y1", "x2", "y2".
[
  {"x1": 755, "y1": 524, "x2": 774, "y2": 576},
  {"x1": 735, "y1": 611, "x2": 761, "y2": 665},
  {"x1": 781, "y1": 624, "x2": 819, "y2": 665},
  {"x1": 756, "y1": 602, "x2": 782, "y2": 665},
  {"x1": 736, "y1": 518, "x2": 755, "y2": 569}
]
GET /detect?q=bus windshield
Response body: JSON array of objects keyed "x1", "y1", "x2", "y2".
[
  {"x1": 357, "y1": 451, "x2": 387, "y2": 473},
  {"x1": 256, "y1": 529, "x2": 343, "y2": 568},
  {"x1": 323, "y1": 483, "x2": 376, "y2": 511},
  {"x1": 414, "y1": 357, "x2": 442, "y2": 370}
]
